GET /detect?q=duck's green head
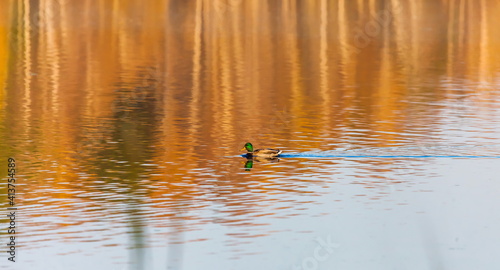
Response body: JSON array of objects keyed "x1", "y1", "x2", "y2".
[{"x1": 240, "y1": 142, "x2": 254, "y2": 152}]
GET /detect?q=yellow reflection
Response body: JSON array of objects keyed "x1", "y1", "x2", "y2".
[{"x1": 0, "y1": 0, "x2": 13, "y2": 109}]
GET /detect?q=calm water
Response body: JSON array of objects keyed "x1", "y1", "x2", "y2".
[{"x1": 1, "y1": 1, "x2": 500, "y2": 269}]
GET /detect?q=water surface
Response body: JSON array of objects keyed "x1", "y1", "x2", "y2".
[{"x1": 1, "y1": 1, "x2": 500, "y2": 269}]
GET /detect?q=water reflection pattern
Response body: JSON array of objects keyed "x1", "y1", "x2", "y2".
[{"x1": 0, "y1": 0, "x2": 499, "y2": 262}]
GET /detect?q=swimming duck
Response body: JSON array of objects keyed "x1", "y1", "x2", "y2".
[{"x1": 240, "y1": 142, "x2": 282, "y2": 158}]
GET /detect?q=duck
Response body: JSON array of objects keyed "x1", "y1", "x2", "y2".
[{"x1": 240, "y1": 142, "x2": 282, "y2": 158}]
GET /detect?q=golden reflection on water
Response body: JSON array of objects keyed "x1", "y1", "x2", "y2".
[{"x1": 1, "y1": 0, "x2": 500, "y2": 252}]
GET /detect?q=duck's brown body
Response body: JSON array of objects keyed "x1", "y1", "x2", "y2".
[{"x1": 246, "y1": 148, "x2": 282, "y2": 158}]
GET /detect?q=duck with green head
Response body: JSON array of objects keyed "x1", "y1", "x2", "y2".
[{"x1": 241, "y1": 142, "x2": 282, "y2": 158}]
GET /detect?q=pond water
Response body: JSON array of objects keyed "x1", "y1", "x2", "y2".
[{"x1": 1, "y1": 1, "x2": 500, "y2": 269}]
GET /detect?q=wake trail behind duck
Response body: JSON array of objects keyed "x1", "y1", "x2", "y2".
[{"x1": 277, "y1": 144, "x2": 500, "y2": 158}]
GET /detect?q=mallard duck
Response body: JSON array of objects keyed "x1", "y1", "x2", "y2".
[{"x1": 240, "y1": 142, "x2": 282, "y2": 158}]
